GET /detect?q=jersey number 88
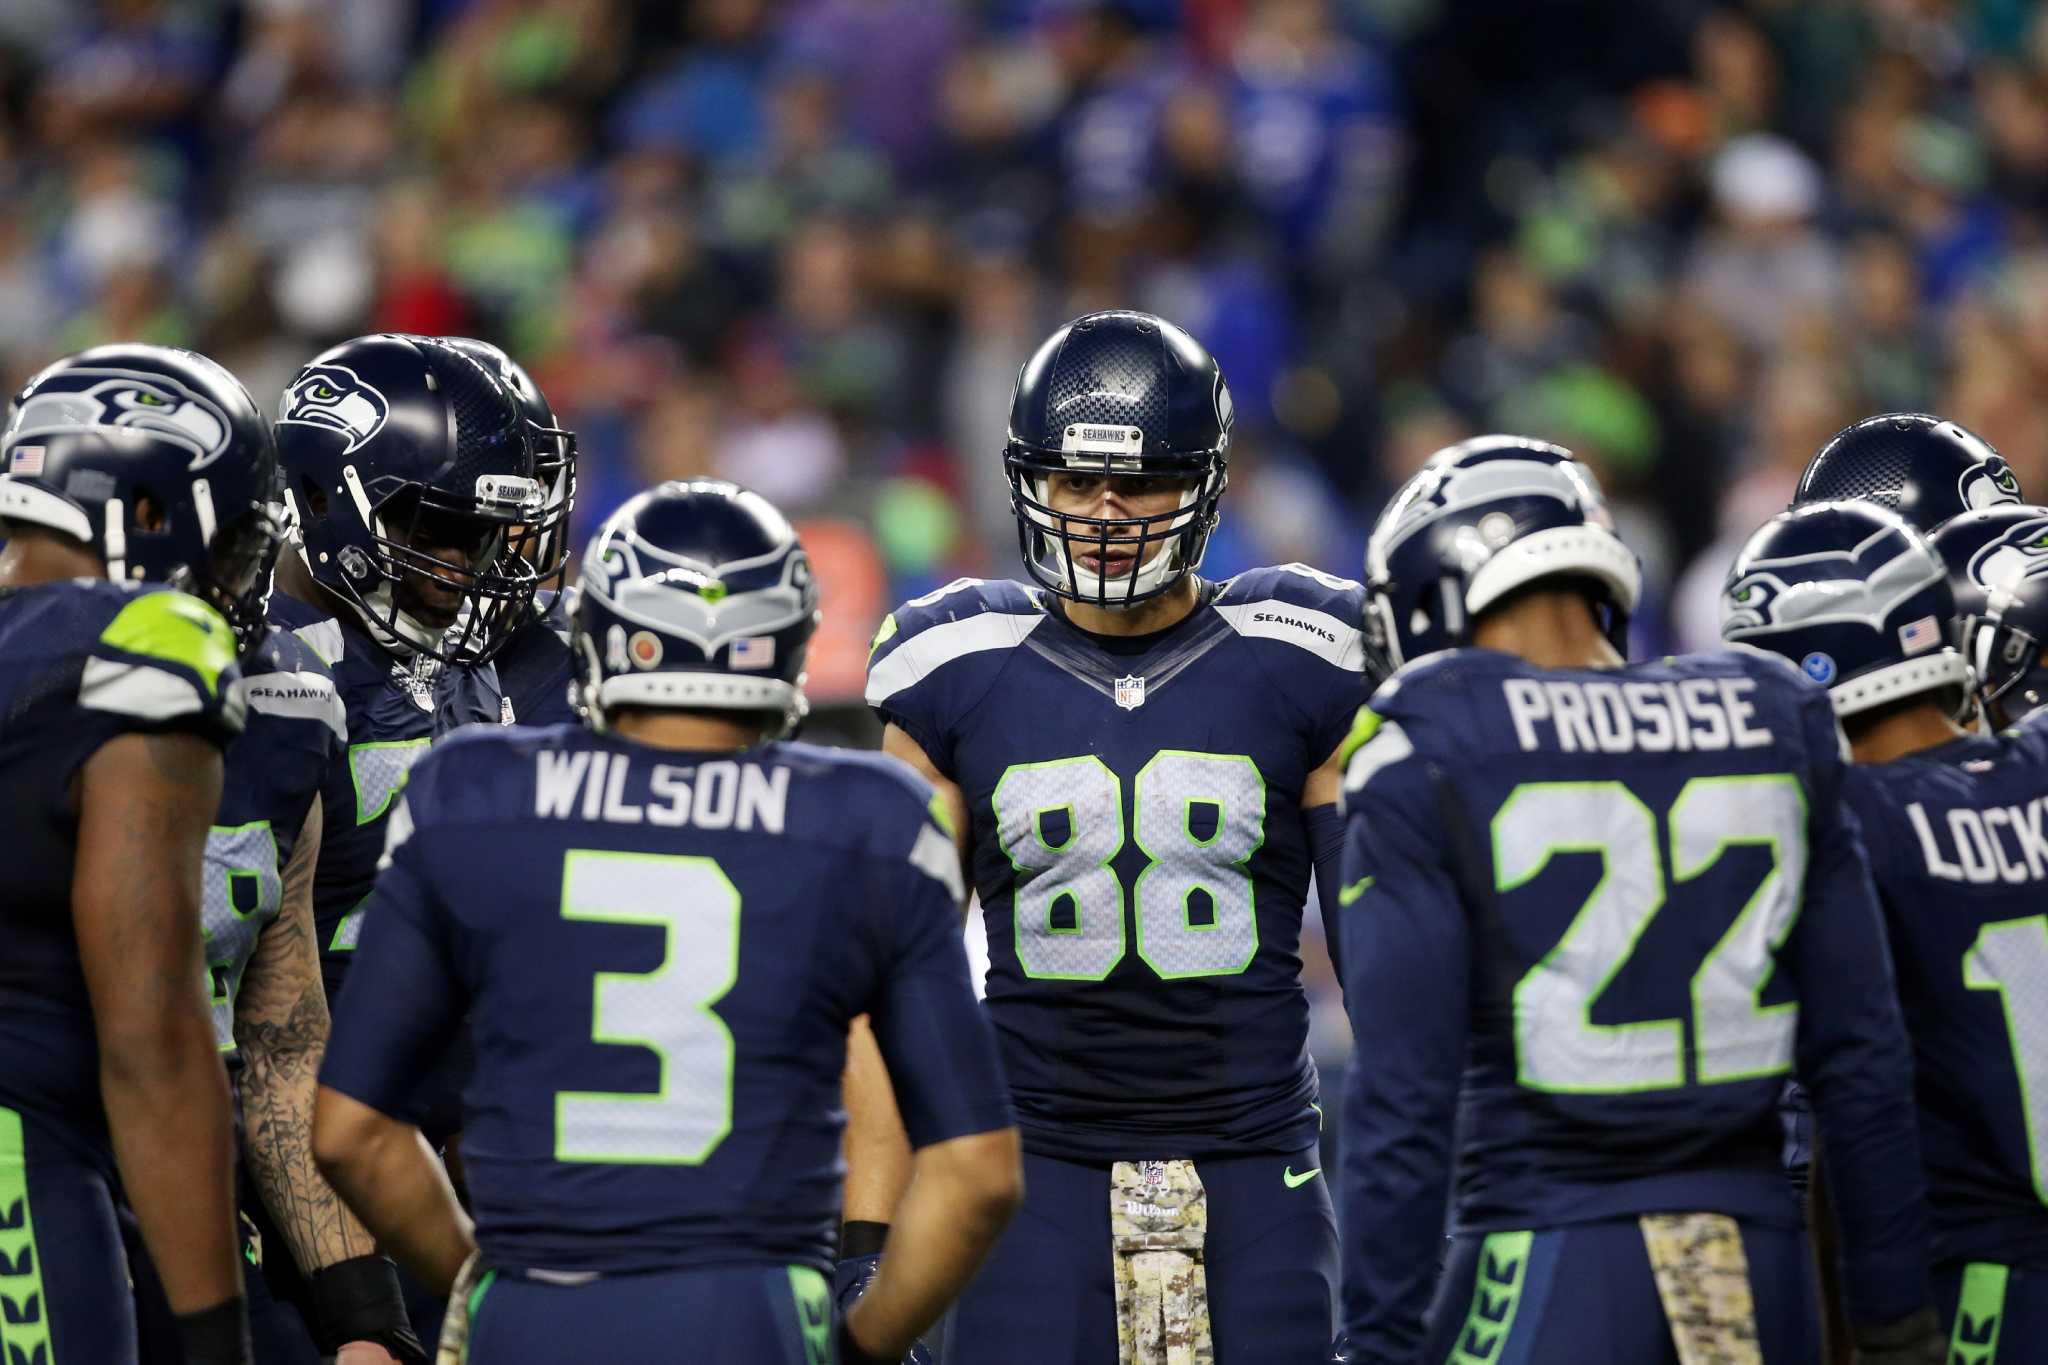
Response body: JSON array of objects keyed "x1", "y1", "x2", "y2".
[{"x1": 993, "y1": 751, "x2": 1266, "y2": 982}]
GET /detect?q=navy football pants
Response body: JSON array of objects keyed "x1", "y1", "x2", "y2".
[
  {"x1": 462, "y1": 1263, "x2": 833, "y2": 1364},
  {"x1": 1419, "y1": 1217, "x2": 1816, "y2": 1365},
  {"x1": 1938, "y1": 1259, "x2": 2048, "y2": 1364},
  {"x1": 941, "y1": 1145, "x2": 1338, "y2": 1364},
  {"x1": 0, "y1": 1103, "x2": 139, "y2": 1364}
]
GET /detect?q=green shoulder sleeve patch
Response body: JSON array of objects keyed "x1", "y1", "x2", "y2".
[
  {"x1": 927, "y1": 789, "x2": 957, "y2": 839},
  {"x1": 869, "y1": 611, "x2": 900, "y2": 659},
  {"x1": 99, "y1": 591, "x2": 236, "y2": 696},
  {"x1": 1335, "y1": 705, "x2": 1382, "y2": 770}
]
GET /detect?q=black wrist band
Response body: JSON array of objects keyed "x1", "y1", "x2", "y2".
[
  {"x1": 840, "y1": 1220, "x2": 890, "y2": 1259},
  {"x1": 174, "y1": 1296, "x2": 252, "y2": 1365},
  {"x1": 306, "y1": 1254, "x2": 420, "y2": 1358}
]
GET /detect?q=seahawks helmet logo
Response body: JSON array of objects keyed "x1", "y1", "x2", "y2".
[
  {"x1": 7, "y1": 368, "x2": 233, "y2": 471},
  {"x1": 279, "y1": 364, "x2": 390, "y2": 455},
  {"x1": 1960, "y1": 455, "x2": 2023, "y2": 513},
  {"x1": 1724, "y1": 523, "x2": 1941, "y2": 635},
  {"x1": 1967, "y1": 515, "x2": 2048, "y2": 596}
]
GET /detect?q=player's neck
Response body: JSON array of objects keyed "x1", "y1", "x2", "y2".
[
  {"x1": 1471, "y1": 591, "x2": 1623, "y2": 671},
  {"x1": 609, "y1": 709, "x2": 768, "y2": 753},
  {"x1": 273, "y1": 546, "x2": 345, "y2": 620},
  {"x1": 1847, "y1": 701, "x2": 1968, "y2": 765},
  {"x1": 0, "y1": 531, "x2": 105, "y2": 587},
  {"x1": 1058, "y1": 574, "x2": 1199, "y2": 638}
]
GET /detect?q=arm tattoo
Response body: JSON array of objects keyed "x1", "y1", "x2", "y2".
[{"x1": 235, "y1": 797, "x2": 378, "y2": 1269}]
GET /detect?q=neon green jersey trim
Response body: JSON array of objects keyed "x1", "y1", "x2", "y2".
[
  {"x1": 789, "y1": 1265, "x2": 831, "y2": 1364},
  {"x1": 99, "y1": 590, "x2": 235, "y2": 696},
  {"x1": 1445, "y1": 1230, "x2": 1532, "y2": 1365},
  {"x1": 1949, "y1": 1262, "x2": 2008, "y2": 1365},
  {"x1": 870, "y1": 612, "x2": 899, "y2": 658},
  {"x1": 0, "y1": 1107, "x2": 54, "y2": 1364},
  {"x1": 1336, "y1": 706, "x2": 1382, "y2": 769}
]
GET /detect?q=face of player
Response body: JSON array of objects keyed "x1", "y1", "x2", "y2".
[
  {"x1": 1040, "y1": 472, "x2": 1197, "y2": 579},
  {"x1": 392, "y1": 503, "x2": 505, "y2": 629}
]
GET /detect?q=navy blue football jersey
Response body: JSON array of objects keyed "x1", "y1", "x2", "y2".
[
  {"x1": 0, "y1": 581, "x2": 244, "y2": 1135},
  {"x1": 319, "y1": 725, "x2": 1009, "y2": 1275},
  {"x1": 268, "y1": 593, "x2": 503, "y2": 997},
  {"x1": 204, "y1": 625, "x2": 345, "y2": 1054},
  {"x1": 865, "y1": 568, "x2": 1371, "y2": 1162},
  {"x1": 1337, "y1": 648, "x2": 1931, "y2": 1350},
  {"x1": 1844, "y1": 726, "x2": 2048, "y2": 1268},
  {"x1": 494, "y1": 590, "x2": 578, "y2": 727}
]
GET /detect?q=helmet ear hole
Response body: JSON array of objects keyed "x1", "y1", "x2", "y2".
[
  {"x1": 133, "y1": 491, "x2": 167, "y2": 533},
  {"x1": 298, "y1": 477, "x2": 328, "y2": 521}
]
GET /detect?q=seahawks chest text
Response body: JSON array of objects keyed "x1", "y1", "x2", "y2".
[{"x1": 953, "y1": 647, "x2": 1316, "y2": 984}]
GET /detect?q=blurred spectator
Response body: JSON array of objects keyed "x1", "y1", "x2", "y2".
[{"x1": 6, "y1": 0, "x2": 2048, "y2": 688}]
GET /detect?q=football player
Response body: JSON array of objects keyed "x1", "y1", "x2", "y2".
[
  {"x1": 1731, "y1": 501, "x2": 2048, "y2": 1357},
  {"x1": 1793, "y1": 412, "x2": 2023, "y2": 534},
  {"x1": 1930, "y1": 505, "x2": 2048, "y2": 733},
  {"x1": 311, "y1": 480, "x2": 1020, "y2": 1364},
  {"x1": 269, "y1": 332, "x2": 544, "y2": 999},
  {"x1": 6, "y1": 347, "x2": 423, "y2": 1364},
  {"x1": 857, "y1": 311, "x2": 1370, "y2": 1361},
  {"x1": 1335, "y1": 441, "x2": 1941, "y2": 1363},
  {"x1": 442, "y1": 337, "x2": 579, "y2": 727},
  {"x1": 0, "y1": 351, "x2": 271, "y2": 1363}
]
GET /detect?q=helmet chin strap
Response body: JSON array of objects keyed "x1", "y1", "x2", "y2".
[{"x1": 295, "y1": 538, "x2": 447, "y2": 658}]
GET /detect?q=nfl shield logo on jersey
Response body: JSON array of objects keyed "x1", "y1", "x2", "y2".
[{"x1": 1114, "y1": 674, "x2": 1146, "y2": 710}]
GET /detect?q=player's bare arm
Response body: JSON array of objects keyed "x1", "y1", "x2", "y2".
[
  {"x1": 238, "y1": 796, "x2": 381, "y2": 1268},
  {"x1": 313, "y1": 1087, "x2": 476, "y2": 1297},
  {"x1": 75, "y1": 730, "x2": 243, "y2": 1316},
  {"x1": 844, "y1": 1127, "x2": 1023, "y2": 1361},
  {"x1": 238, "y1": 797, "x2": 411, "y2": 1364}
]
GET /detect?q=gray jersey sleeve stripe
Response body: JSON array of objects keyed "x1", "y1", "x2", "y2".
[
  {"x1": 292, "y1": 619, "x2": 346, "y2": 667},
  {"x1": 1211, "y1": 600, "x2": 1367, "y2": 671},
  {"x1": 909, "y1": 821, "x2": 966, "y2": 903},
  {"x1": 244, "y1": 669, "x2": 348, "y2": 742},
  {"x1": 78, "y1": 657, "x2": 211, "y2": 724},
  {"x1": 866, "y1": 611, "x2": 1043, "y2": 706}
]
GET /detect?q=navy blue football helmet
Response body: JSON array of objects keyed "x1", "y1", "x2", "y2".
[
  {"x1": 1722, "y1": 501, "x2": 1970, "y2": 716},
  {"x1": 1364, "y1": 436, "x2": 1641, "y2": 668},
  {"x1": 276, "y1": 333, "x2": 544, "y2": 661},
  {"x1": 1004, "y1": 310, "x2": 1232, "y2": 607},
  {"x1": 1793, "y1": 412, "x2": 2021, "y2": 533},
  {"x1": 1929, "y1": 504, "x2": 2048, "y2": 729},
  {"x1": 0, "y1": 343, "x2": 280, "y2": 654},
  {"x1": 569, "y1": 479, "x2": 820, "y2": 736},
  {"x1": 442, "y1": 337, "x2": 576, "y2": 587}
]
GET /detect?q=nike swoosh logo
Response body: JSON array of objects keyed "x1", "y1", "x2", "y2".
[
  {"x1": 1283, "y1": 1166, "x2": 1322, "y2": 1189},
  {"x1": 1337, "y1": 876, "x2": 1374, "y2": 907}
]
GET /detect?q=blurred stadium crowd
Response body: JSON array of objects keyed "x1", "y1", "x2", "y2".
[{"x1": 6, "y1": 0, "x2": 2048, "y2": 685}]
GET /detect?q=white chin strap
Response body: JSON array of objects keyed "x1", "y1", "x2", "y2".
[
  {"x1": 1030, "y1": 481, "x2": 1200, "y2": 606},
  {"x1": 293, "y1": 537, "x2": 446, "y2": 658}
]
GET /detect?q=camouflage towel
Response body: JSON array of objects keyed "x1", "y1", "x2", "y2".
[
  {"x1": 435, "y1": 1251, "x2": 487, "y2": 1365},
  {"x1": 1111, "y1": 1159, "x2": 1213, "y2": 1365},
  {"x1": 1640, "y1": 1211, "x2": 1763, "y2": 1365}
]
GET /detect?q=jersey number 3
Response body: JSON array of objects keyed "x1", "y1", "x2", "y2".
[
  {"x1": 994, "y1": 751, "x2": 1265, "y2": 982},
  {"x1": 554, "y1": 850, "x2": 739, "y2": 1165}
]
